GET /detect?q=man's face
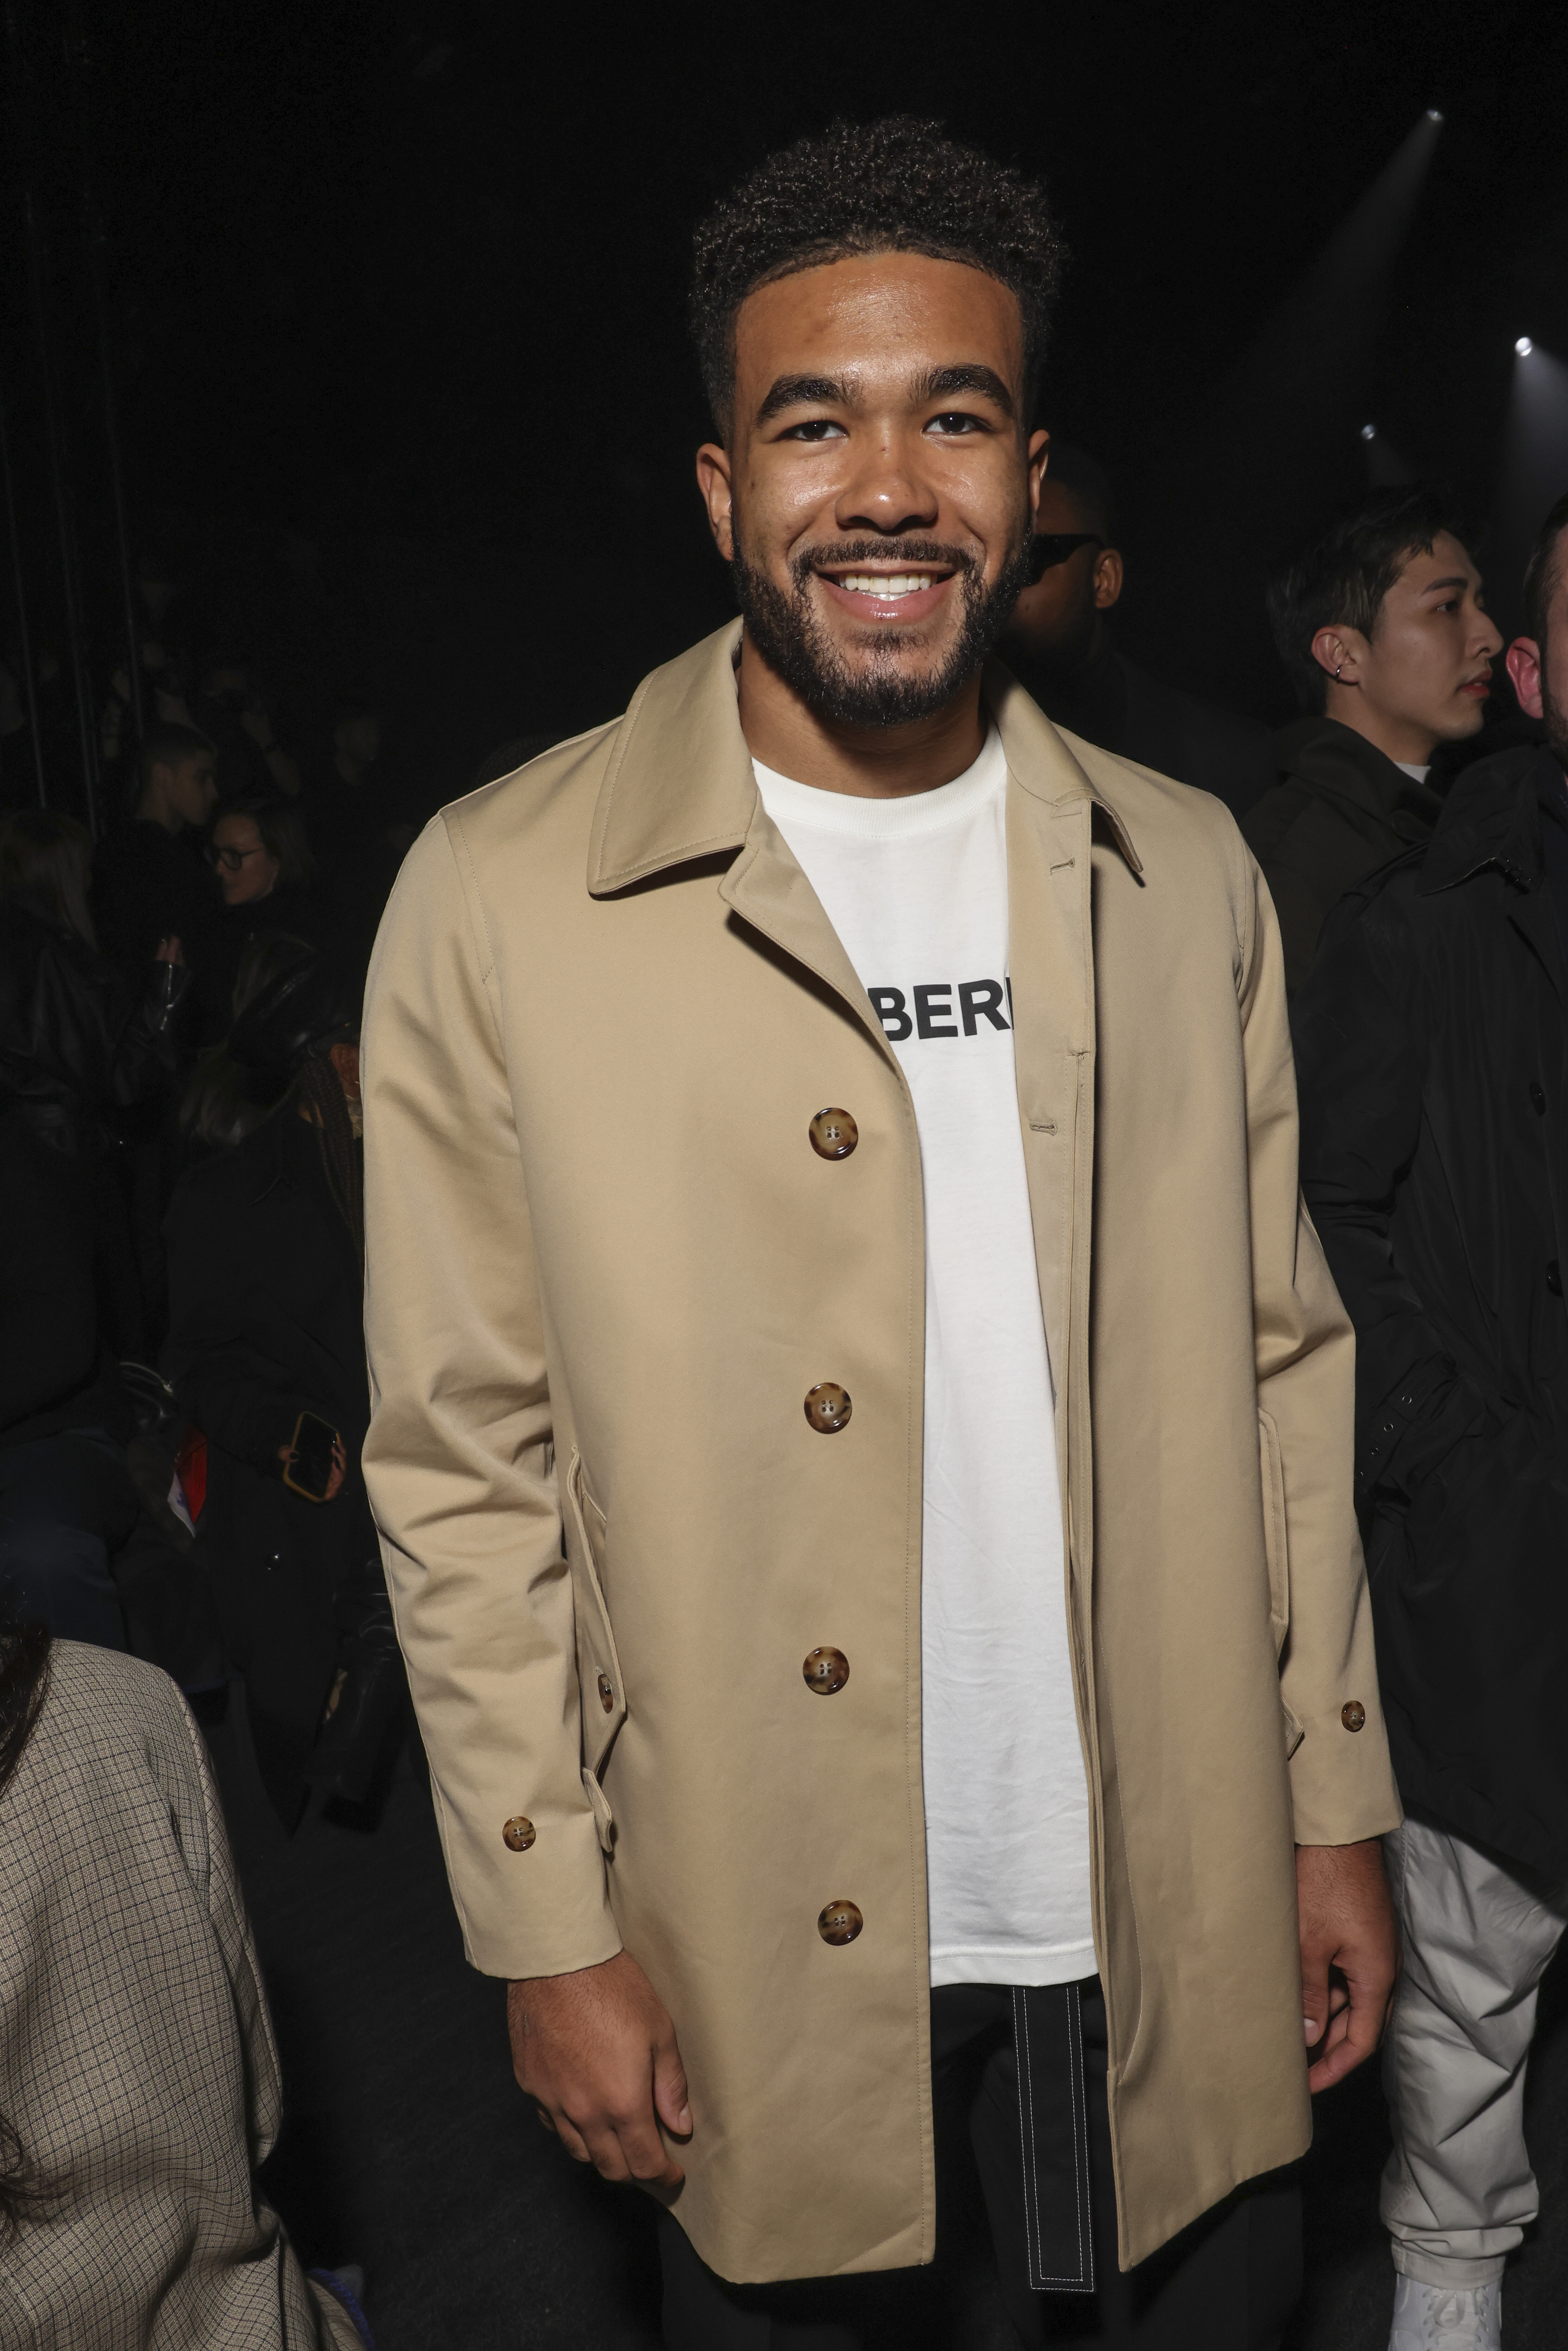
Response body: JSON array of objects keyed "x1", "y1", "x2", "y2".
[
  {"x1": 1002, "y1": 474, "x2": 1120, "y2": 677},
  {"x1": 164, "y1": 753, "x2": 218, "y2": 828},
  {"x1": 697, "y1": 252, "x2": 1044, "y2": 729},
  {"x1": 1325, "y1": 533, "x2": 1502, "y2": 755}
]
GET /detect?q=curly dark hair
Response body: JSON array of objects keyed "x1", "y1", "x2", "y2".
[{"x1": 691, "y1": 117, "x2": 1065, "y2": 435}]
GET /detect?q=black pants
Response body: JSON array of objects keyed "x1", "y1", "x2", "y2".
[{"x1": 659, "y1": 1980, "x2": 1301, "y2": 2350}]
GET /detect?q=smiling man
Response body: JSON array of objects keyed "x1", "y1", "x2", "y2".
[
  {"x1": 1244, "y1": 487, "x2": 1503, "y2": 995},
  {"x1": 361, "y1": 120, "x2": 1399, "y2": 2350}
]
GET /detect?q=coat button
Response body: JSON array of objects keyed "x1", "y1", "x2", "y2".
[
  {"x1": 809, "y1": 1108, "x2": 858, "y2": 1160},
  {"x1": 596, "y1": 1673, "x2": 614, "y2": 1713},
  {"x1": 1549, "y1": 1262, "x2": 1563, "y2": 1298},
  {"x1": 804, "y1": 1382, "x2": 852, "y2": 1433},
  {"x1": 818, "y1": 1899, "x2": 863, "y2": 1945},
  {"x1": 502, "y1": 1816, "x2": 536, "y2": 1851},
  {"x1": 1341, "y1": 1701, "x2": 1366, "y2": 1733},
  {"x1": 803, "y1": 1646, "x2": 850, "y2": 1695},
  {"x1": 1530, "y1": 1081, "x2": 1547, "y2": 1115}
]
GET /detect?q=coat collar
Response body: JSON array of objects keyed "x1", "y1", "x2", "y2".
[
  {"x1": 1417, "y1": 743, "x2": 1560, "y2": 897},
  {"x1": 586, "y1": 620, "x2": 1141, "y2": 897},
  {"x1": 1274, "y1": 715, "x2": 1444, "y2": 832}
]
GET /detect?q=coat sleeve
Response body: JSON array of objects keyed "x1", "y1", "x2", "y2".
[
  {"x1": 1291, "y1": 884, "x2": 1489, "y2": 1507},
  {"x1": 360, "y1": 812, "x2": 619, "y2": 1980},
  {"x1": 1238, "y1": 842, "x2": 1402, "y2": 1846}
]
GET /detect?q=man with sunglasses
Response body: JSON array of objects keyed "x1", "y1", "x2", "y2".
[{"x1": 1001, "y1": 444, "x2": 1273, "y2": 818}]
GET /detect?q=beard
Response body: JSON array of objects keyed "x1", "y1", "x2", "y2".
[{"x1": 731, "y1": 516, "x2": 1035, "y2": 730}]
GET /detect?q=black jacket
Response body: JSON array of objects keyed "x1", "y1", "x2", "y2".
[
  {"x1": 0, "y1": 905, "x2": 192, "y2": 1159},
  {"x1": 1293, "y1": 743, "x2": 1568, "y2": 1877},
  {"x1": 1005, "y1": 638, "x2": 1276, "y2": 820},
  {"x1": 1243, "y1": 718, "x2": 1445, "y2": 998},
  {"x1": 162, "y1": 1106, "x2": 372, "y2": 1823}
]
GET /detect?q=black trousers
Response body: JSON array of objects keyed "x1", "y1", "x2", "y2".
[{"x1": 659, "y1": 1979, "x2": 1301, "y2": 2350}]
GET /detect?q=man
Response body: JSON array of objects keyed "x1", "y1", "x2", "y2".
[
  {"x1": 1245, "y1": 487, "x2": 1502, "y2": 996},
  {"x1": 91, "y1": 722, "x2": 221, "y2": 986},
  {"x1": 363, "y1": 120, "x2": 1399, "y2": 2349},
  {"x1": 999, "y1": 444, "x2": 1275, "y2": 819},
  {"x1": 1293, "y1": 490, "x2": 1568, "y2": 2351}
]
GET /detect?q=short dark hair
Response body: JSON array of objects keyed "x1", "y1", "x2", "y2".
[
  {"x1": 215, "y1": 795, "x2": 317, "y2": 892},
  {"x1": 1266, "y1": 485, "x2": 1471, "y2": 715},
  {"x1": 1041, "y1": 443, "x2": 1116, "y2": 543},
  {"x1": 1523, "y1": 489, "x2": 1568, "y2": 648},
  {"x1": 690, "y1": 117, "x2": 1065, "y2": 436},
  {"x1": 140, "y1": 722, "x2": 214, "y2": 781}
]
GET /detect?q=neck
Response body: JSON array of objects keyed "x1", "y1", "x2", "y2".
[
  {"x1": 136, "y1": 785, "x2": 180, "y2": 833},
  {"x1": 736, "y1": 638, "x2": 986, "y2": 798},
  {"x1": 1323, "y1": 688, "x2": 1437, "y2": 770}
]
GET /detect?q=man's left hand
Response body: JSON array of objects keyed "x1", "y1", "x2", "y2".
[{"x1": 1295, "y1": 1838, "x2": 1399, "y2": 2092}]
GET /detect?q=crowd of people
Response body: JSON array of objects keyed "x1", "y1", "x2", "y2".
[{"x1": 0, "y1": 111, "x2": 1564, "y2": 2351}]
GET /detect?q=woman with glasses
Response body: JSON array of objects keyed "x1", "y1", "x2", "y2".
[{"x1": 202, "y1": 796, "x2": 320, "y2": 1040}]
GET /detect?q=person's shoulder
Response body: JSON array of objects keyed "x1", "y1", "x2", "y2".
[
  {"x1": 438, "y1": 715, "x2": 623, "y2": 850},
  {"x1": 1239, "y1": 775, "x2": 1315, "y2": 859},
  {"x1": 1063, "y1": 726, "x2": 1245, "y2": 854},
  {"x1": 22, "y1": 1641, "x2": 196, "y2": 1784}
]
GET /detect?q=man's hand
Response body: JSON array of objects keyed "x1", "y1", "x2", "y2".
[
  {"x1": 508, "y1": 1950, "x2": 691, "y2": 2195},
  {"x1": 1296, "y1": 1838, "x2": 1399, "y2": 2092}
]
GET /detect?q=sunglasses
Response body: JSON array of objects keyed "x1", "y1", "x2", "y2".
[{"x1": 1027, "y1": 532, "x2": 1104, "y2": 585}]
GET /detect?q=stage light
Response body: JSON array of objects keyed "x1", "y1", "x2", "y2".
[
  {"x1": 1360, "y1": 423, "x2": 1376, "y2": 441},
  {"x1": 1426, "y1": 109, "x2": 1444, "y2": 123},
  {"x1": 1517, "y1": 336, "x2": 1534, "y2": 356}
]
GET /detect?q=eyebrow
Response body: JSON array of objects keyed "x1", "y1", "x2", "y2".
[
  {"x1": 754, "y1": 360, "x2": 1017, "y2": 428},
  {"x1": 912, "y1": 363, "x2": 1016, "y2": 418},
  {"x1": 1416, "y1": 575, "x2": 1471, "y2": 596},
  {"x1": 756, "y1": 373, "x2": 853, "y2": 424}
]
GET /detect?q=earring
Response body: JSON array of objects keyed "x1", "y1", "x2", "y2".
[{"x1": 1334, "y1": 665, "x2": 1343, "y2": 680}]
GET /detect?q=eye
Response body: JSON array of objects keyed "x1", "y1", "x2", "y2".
[
  {"x1": 779, "y1": 418, "x2": 847, "y2": 442},
  {"x1": 926, "y1": 411, "x2": 987, "y2": 436}
]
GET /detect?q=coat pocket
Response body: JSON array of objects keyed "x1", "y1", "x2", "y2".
[
  {"x1": 1259, "y1": 1409, "x2": 1303, "y2": 1758},
  {"x1": 565, "y1": 1447, "x2": 626, "y2": 1852},
  {"x1": 1258, "y1": 1409, "x2": 1290, "y2": 1655}
]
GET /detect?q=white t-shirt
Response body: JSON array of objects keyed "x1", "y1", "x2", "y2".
[
  {"x1": 1394, "y1": 760, "x2": 1432, "y2": 785},
  {"x1": 753, "y1": 729, "x2": 1096, "y2": 1987}
]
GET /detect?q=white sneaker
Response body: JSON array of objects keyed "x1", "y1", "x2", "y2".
[{"x1": 1390, "y1": 2273, "x2": 1502, "y2": 2349}]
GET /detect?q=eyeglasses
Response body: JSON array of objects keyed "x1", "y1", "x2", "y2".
[
  {"x1": 1027, "y1": 532, "x2": 1104, "y2": 584},
  {"x1": 207, "y1": 843, "x2": 265, "y2": 873}
]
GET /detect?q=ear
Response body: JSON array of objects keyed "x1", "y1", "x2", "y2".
[
  {"x1": 695, "y1": 442, "x2": 736, "y2": 562},
  {"x1": 1093, "y1": 547, "x2": 1124, "y2": 613},
  {"x1": 1027, "y1": 428, "x2": 1050, "y2": 526},
  {"x1": 1312, "y1": 625, "x2": 1363, "y2": 688},
  {"x1": 1507, "y1": 636, "x2": 1545, "y2": 721}
]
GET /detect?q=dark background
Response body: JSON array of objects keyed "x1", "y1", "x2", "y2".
[{"x1": 5, "y1": 0, "x2": 1568, "y2": 818}]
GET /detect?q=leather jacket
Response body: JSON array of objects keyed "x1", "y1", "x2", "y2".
[{"x1": 0, "y1": 903, "x2": 194, "y2": 1157}]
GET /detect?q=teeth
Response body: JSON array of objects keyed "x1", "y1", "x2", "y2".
[{"x1": 835, "y1": 573, "x2": 936, "y2": 596}]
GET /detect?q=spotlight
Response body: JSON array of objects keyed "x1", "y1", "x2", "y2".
[
  {"x1": 1360, "y1": 423, "x2": 1376, "y2": 441},
  {"x1": 1426, "y1": 108, "x2": 1444, "y2": 123},
  {"x1": 1517, "y1": 336, "x2": 1534, "y2": 357}
]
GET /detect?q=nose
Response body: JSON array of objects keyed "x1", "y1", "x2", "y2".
[{"x1": 833, "y1": 428, "x2": 939, "y2": 539}]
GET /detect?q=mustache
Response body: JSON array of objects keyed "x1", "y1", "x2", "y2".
[{"x1": 789, "y1": 539, "x2": 978, "y2": 588}]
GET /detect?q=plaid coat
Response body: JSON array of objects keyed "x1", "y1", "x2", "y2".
[{"x1": 0, "y1": 1641, "x2": 334, "y2": 2347}]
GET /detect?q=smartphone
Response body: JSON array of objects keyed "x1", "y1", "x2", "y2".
[{"x1": 284, "y1": 1410, "x2": 339, "y2": 1503}]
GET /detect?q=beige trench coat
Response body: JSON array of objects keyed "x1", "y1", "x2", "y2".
[{"x1": 361, "y1": 620, "x2": 1399, "y2": 2285}]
